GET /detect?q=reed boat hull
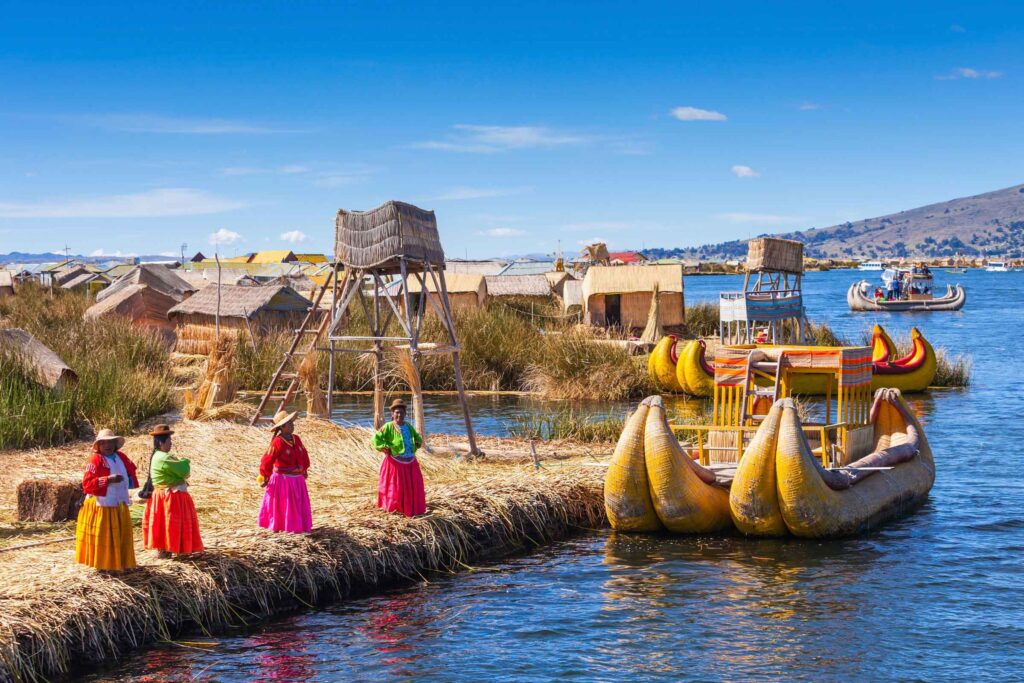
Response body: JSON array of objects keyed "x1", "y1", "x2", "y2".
[
  {"x1": 604, "y1": 400, "x2": 663, "y2": 531},
  {"x1": 676, "y1": 339, "x2": 715, "y2": 397},
  {"x1": 648, "y1": 336, "x2": 684, "y2": 393},
  {"x1": 735, "y1": 389, "x2": 935, "y2": 538},
  {"x1": 848, "y1": 280, "x2": 966, "y2": 311},
  {"x1": 644, "y1": 397, "x2": 732, "y2": 533}
]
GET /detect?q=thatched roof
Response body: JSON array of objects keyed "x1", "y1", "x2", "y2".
[
  {"x1": 54, "y1": 266, "x2": 90, "y2": 287},
  {"x1": 96, "y1": 264, "x2": 197, "y2": 303},
  {"x1": 167, "y1": 284, "x2": 312, "y2": 320},
  {"x1": 84, "y1": 284, "x2": 180, "y2": 328},
  {"x1": 581, "y1": 264, "x2": 684, "y2": 299},
  {"x1": 580, "y1": 242, "x2": 610, "y2": 262},
  {"x1": 335, "y1": 201, "x2": 446, "y2": 270},
  {"x1": 177, "y1": 269, "x2": 258, "y2": 289},
  {"x1": 0, "y1": 328, "x2": 78, "y2": 390},
  {"x1": 446, "y1": 259, "x2": 508, "y2": 275},
  {"x1": 405, "y1": 272, "x2": 485, "y2": 295},
  {"x1": 484, "y1": 274, "x2": 552, "y2": 297},
  {"x1": 545, "y1": 271, "x2": 570, "y2": 287},
  {"x1": 0, "y1": 271, "x2": 14, "y2": 289},
  {"x1": 60, "y1": 272, "x2": 109, "y2": 290}
]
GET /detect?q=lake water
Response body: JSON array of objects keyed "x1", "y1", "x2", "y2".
[{"x1": 88, "y1": 269, "x2": 1024, "y2": 681}]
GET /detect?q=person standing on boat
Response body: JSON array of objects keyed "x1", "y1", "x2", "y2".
[
  {"x1": 372, "y1": 399, "x2": 426, "y2": 517},
  {"x1": 75, "y1": 429, "x2": 138, "y2": 571},
  {"x1": 885, "y1": 279, "x2": 894, "y2": 301},
  {"x1": 142, "y1": 424, "x2": 204, "y2": 557},
  {"x1": 258, "y1": 410, "x2": 313, "y2": 533}
]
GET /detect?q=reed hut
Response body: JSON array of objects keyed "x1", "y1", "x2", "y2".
[
  {"x1": 168, "y1": 284, "x2": 313, "y2": 354},
  {"x1": 405, "y1": 272, "x2": 486, "y2": 313},
  {"x1": 83, "y1": 283, "x2": 180, "y2": 331},
  {"x1": 561, "y1": 279, "x2": 583, "y2": 313},
  {"x1": 96, "y1": 264, "x2": 196, "y2": 304},
  {"x1": 0, "y1": 270, "x2": 14, "y2": 297},
  {"x1": 545, "y1": 271, "x2": 571, "y2": 297},
  {"x1": 581, "y1": 264, "x2": 685, "y2": 329},
  {"x1": 60, "y1": 271, "x2": 110, "y2": 297},
  {"x1": 0, "y1": 328, "x2": 78, "y2": 390},
  {"x1": 483, "y1": 274, "x2": 553, "y2": 306}
]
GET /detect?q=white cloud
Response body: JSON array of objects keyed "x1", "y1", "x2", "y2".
[
  {"x1": 0, "y1": 188, "x2": 246, "y2": 218},
  {"x1": 280, "y1": 230, "x2": 308, "y2": 243},
  {"x1": 209, "y1": 228, "x2": 243, "y2": 246},
  {"x1": 716, "y1": 212, "x2": 802, "y2": 224},
  {"x1": 159, "y1": 251, "x2": 178, "y2": 257},
  {"x1": 798, "y1": 102, "x2": 820, "y2": 111},
  {"x1": 89, "y1": 249, "x2": 138, "y2": 257},
  {"x1": 431, "y1": 186, "x2": 531, "y2": 201},
  {"x1": 280, "y1": 164, "x2": 310, "y2": 174},
  {"x1": 414, "y1": 124, "x2": 589, "y2": 153},
  {"x1": 936, "y1": 67, "x2": 1002, "y2": 80},
  {"x1": 731, "y1": 165, "x2": 760, "y2": 178},
  {"x1": 669, "y1": 106, "x2": 727, "y2": 122},
  {"x1": 479, "y1": 228, "x2": 526, "y2": 237},
  {"x1": 79, "y1": 114, "x2": 302, "y2": 134},
  {"x1": 576, "y1": 236, "x2": 609, "y2": 246}
]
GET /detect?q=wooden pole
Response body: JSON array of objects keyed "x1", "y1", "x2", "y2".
[
  {"x1": 398, "y1": 258, "x2": 425, "y2": 438},
  {"x1": 215, "y1": 252, "x2": 222, "y2": 340},
  {"x1": 429, "y1": 266, "x2": 478, "y2": 456},
  {"x1": 327, "y1": 264, "x2": 339, "y2": 417}
]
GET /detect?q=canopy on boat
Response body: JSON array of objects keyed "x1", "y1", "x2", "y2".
[{"x1": 714, "y1": 344, "x2": 873, "y2": 388}]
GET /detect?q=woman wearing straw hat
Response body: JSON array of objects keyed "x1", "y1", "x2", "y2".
[
  {"x1": 257, "y1": 410, "x2": 313, "y2": 533},
  {"x1": 142, "y1": 424, "x2": 204, "y2": 557},
  {"x1": 75, "y1": 429, "x2": 139, "y2": 570},
  {"x1": 372, "y1": 399, "x2": 426, "y2": 516}
]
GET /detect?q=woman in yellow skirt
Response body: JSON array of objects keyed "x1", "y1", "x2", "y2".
[{"x1": 75, "y1": 428, "x2": 139, "y2": 570}]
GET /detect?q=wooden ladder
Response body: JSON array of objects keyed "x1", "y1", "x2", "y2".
[
  {"x1": 739, "y1": 351, "x2": 785, "y2": 425},
  {"x1": 249, "y1": 279, "x2": 332, "y2": 425}
]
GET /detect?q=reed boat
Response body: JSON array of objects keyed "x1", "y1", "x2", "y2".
[
  {"x1": 733, "y1": 389, "x2": 935, "y2": 537},
  {"x1": 870, "y1": 327, "x2": 936, "y2": 392},
  {"x1": 848, "y1": 280, "x2": 966, "y2": 311},
  {"x1": 647, "y1": 335, "x2": 683, "y2": 393}
]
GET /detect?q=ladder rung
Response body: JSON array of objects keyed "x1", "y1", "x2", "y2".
[{"x1": 277, "y1": 373, "x2": 298, "y2": 381}]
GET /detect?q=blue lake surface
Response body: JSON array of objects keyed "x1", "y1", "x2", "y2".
[{"x1": 87, "y1": 269, "x2": 1024, "y2": 681}]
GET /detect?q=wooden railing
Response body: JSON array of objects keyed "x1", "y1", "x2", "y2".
[{"x1": 670, "y1": 422, "x2": 850, "y2": 467}]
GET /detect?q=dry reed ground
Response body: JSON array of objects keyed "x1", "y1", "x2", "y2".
[{"x1": 0, "y1": 418, "x2": 607, "y2": 683}]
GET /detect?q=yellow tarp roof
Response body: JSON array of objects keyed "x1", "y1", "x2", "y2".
[
  {"x1": 249, "y1": 250, "x2": 297, "y2": 264},
  {"x1": 294, "y1": 253, "x2": 328, "y2": 264}
]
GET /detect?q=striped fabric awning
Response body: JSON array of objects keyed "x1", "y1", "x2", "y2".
[{"x1": 714, "y1": 345, "x2": 873, "y2": 387}]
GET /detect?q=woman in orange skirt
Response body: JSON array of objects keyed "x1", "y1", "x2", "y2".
[
  {"x1": 75, "y1": 429, "x2": 139, "y2": 570},
  {"x1": 142, "y1": 424, "x2": 204, "y2": 556}
]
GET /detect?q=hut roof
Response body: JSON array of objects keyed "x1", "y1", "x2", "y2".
[
  {"x1": 96, "y1": 264, "x2": 197, "y2": 303},
  {"x1": 294, "y1": 253, "x2": 328, "y2": 264},
  {"x1": 545, "y1": 271, "x2": 571, "y2": 287},
  {"x1": 335, "y1": 201, "x2": 445, "y2": 270},
  {"x1": 484, "y1": 274, "x2": 552, "y2": 297},
  {"x1": 167, "y1": 284, "x2": 312, "y2": 320},
  {"x1": 498, "y1": 259, "x2": 557, "y2": 276},
  {"x1": 608, "y1": 251, "x2": 646, "y2": 264},
  {"x1": 0, "y1": 271, "x2": 14, "y2": 288},
  {"x1": 405, "y1": 272, "x2": 485, "y2": 295},
  {"x1": 581, "y1": 264, "x2": 684, "y2": 299},
  {"x1": 580, "y1": 242, "x2": 610, "y2": 262},
  {"x1": 54, "y1": 266, "x2": 90, "y2": 286},
  {"x1": 445, "y1": 259, "x2": 508, "y2": 275},
  {"x1": 60, "y1": 272, "x2": 109, "y2": 290},
  {"x1": 177, "y1": 269, "x2": 258, "y2": 288},
  {"x1": 0, "y1": 328, "x2": 78, "y2": 390},
  {"x1": 249, "y1": 250, "x2": 298, "y2": 264},
  {"x1": 102, "y1": 264, "x2": 136, "y2": 279},
  {"x1": 84, "y1": 284, "x2": 179, "y2": 325}
]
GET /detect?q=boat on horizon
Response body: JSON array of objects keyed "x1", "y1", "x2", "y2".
[
  {"x1": 985, "y1": 261, "x2": 1011, "y2": 272},
  {"x1": 858, "y1": 260, "x2": 885, "y2": 271}
]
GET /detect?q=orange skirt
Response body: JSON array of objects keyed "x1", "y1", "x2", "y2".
[
  {"x1": 75, "y1": 498, "x2": 136, "y2": 570},
  {"x1": 143, "y1": 488, "x2": 204, "y2": 554}
]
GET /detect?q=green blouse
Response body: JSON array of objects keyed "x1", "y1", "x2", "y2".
[
  {"x1": 371, "y1": 421, "x2": 423, "y2": 457},
  {"x1": 150, "y1": 450, "x2": 191, "y2": 487}
]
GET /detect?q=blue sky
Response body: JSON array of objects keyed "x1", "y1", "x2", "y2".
[{"x1": 1, "y1": 1, "x2": 1021, "y2": 259}]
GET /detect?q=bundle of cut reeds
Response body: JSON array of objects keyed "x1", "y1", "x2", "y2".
[
  {"x1": 174, "y1": 324, "x2": 241, "y2": 356},
  {"x1": 183, "y1": 337, "x2": 237, "y2": 419},
  {"x1": 298, "y1": 352, "x2": 328, "y2": 418}
]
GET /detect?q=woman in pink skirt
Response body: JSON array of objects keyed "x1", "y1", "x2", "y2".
[
  {"x1": 258, "y1": 410, "x2": 313, "y2": 533},
  {"x1": 372, "y1": 399, "x2": 426, "y2": 516}
]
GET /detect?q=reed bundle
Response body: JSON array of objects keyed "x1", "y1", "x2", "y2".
[
  {"x1": 182, "y1": 338, "x2": 237, "y2": 420},
  {"x1": 0, "y1": 418, "x2": 606, "y2": 682},
  {"x1": 297, "y1": 352, "x2": 328, "y2": 418},
  {"x1": 174, "y1": 324, "x2": 241, "y2": 356}
]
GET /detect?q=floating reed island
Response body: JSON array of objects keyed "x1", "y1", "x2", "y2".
[{"x1": 0, "y1": 418, "x2": 606, "y2": 683}]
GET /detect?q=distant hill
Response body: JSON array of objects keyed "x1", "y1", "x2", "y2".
[
  {"x1": 646, "y1": 183, "x2": 1024, "y2": 261},
  {"x1": 0, "y1": 252, "x2": 175, "y2": 266}
]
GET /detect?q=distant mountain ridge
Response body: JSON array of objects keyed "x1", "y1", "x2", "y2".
[
  {"x1": 646, "y1": 182, "x2": 1024, "y2": 261},
  {"x1": 0, "y1": 252, "x2": 176, "y2": 265}
]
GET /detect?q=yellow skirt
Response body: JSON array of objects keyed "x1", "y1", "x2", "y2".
[{"x1": 75, "y1": 498, "x2": 137, "y2": 570}]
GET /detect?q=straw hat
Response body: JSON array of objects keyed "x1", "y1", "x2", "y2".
[
  {"x1": 149, "y1": 424, "x2": 175, "y2": 437},
  {"x1": 388, "y1": 399, "x2": 407, "y2": 411},
  {"x1": 93, "y1": 428, "x2": 125, "y2": 449},
  {"x1": 270, "y1": 410, "x2": 298, "y2": 431}
]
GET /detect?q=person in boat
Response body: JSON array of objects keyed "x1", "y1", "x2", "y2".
[
  {"x1": 372, "y1": 398, "x2": 426, "y2": 517},
  {"x1": 874, "y1": 286, "x2": 884, "y2": 301},
  {"x1": 885, "y1": 279, "x2": 894, "y2": 301},
  {"x1": 258, "y1": 410, "x2": 313, "y2": 533},
  {"x1": 142, "y1": 424, "x2": 204, "y2": 557},
  {"x1": 75, "y1": 429, "x2": 138, "y2": 571}
]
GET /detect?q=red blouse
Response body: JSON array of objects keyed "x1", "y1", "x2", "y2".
[
  {"x1": 82, "y1": 451, "x2": 139, "y2": 497},
  {"x1": 259, "y1": 434, "x2": 310, "y2": 479}
]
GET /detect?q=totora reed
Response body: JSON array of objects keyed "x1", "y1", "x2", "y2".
[{"x1": 0, "y1": 418, "x2": 606, "y2": 682}]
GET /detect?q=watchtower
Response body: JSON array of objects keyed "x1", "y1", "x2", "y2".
[
  {"x1": 719, "y1": 237, "x2": 810, "y2": 345},
  {"x1": 251, "y1": 200, "x2": 478, "y2": 455}
]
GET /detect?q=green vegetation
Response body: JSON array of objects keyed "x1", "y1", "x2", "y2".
[
  {"x1": 0, "y1": 284, "x2": 173, "y2": 448},
  {"x1": 507, "y1": 408, "x2": 626, "y2": 443}
]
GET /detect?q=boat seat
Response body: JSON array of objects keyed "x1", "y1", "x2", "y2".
[{"x1": 708, "y1": 463, "x2": 737, "y2": 487}]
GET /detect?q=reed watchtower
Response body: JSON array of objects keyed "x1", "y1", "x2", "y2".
[
  {"x1": 719, "y1": 237, "x2": 810, "y2": 345},
  {"x1": 251, "y1": 201, "x2": 478, "y2": 455}
]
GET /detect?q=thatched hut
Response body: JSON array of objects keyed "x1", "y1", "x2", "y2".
[
  {"x1": 96, "y1": 264, "x2": 197, "y2": 304},
  {"x1": 167, "y1": 284, "x2": 313, "y2": 354},
  {"x1": 61, "y1": 271, "x2": 111, "y2": 297},
  {"x1": 483, "y1": 274, "x2": 553, "y2": 305},
  {"x1": 404, "y1": 272, "x2": 486, "y2": 313},
  {"x1": 335, "y1": 201, "x2": 446, "y2": 272},
  {"x1": 544, "y1": 271, "x2": 571, "y2": 297},
  {"x1": 0, "y1": 328, "x2": 78, "y2": 390},
  {"x1": 0, "y1": 270, "x2": 14, "y2": 297},
  {"x1": 581, "y1": 264, "x2": 685, "y2": 329},
  {"x1": 84, "y1": 284, "x2": 181, "y2": 331}
]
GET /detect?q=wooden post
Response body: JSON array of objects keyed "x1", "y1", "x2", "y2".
[
  {"x1": 398, "y1": 258, "x2": 425, "y2": 438},
  {"x1": 430, "y1": 265, "x2": 479, "y2": 456},
  {"x1": 327, "y1": 264, "x2": 339, "y2": 417}
]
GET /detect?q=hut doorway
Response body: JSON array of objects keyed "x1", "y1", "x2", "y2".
[{"x1": 606, "y1": 294, "x2": 621, "y2": 326}]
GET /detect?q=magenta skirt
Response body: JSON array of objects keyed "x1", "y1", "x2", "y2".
[
  {"x1": 378, "y1": 456, "x2": 426, "y2": 517},
  {"x1": 259, "y1": 473, "x2": 313, "y2": 533}
]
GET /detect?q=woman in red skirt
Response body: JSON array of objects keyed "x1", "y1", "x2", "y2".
[
  {"x1": 142, "y1": 424, "x2": 204, "y2": 557},
  {"x1": 372, "y1": 399, "x2": 426, "y2": 516}
]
